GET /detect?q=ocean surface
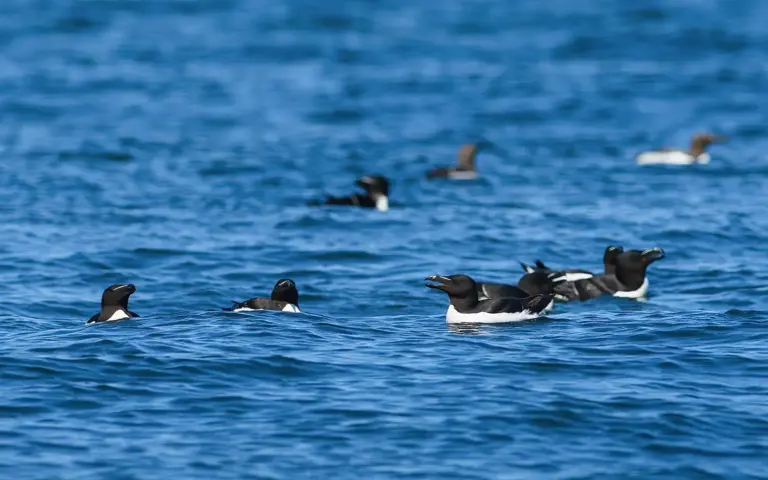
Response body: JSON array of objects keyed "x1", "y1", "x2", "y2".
[{"x1": 1, "y1": 0, "x2": 767, "y2": 478}]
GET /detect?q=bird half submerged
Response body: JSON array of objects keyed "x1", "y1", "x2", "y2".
[
  {"x1": 226, "y1": 279, "x2": 301, "y2": 313},
  {"x1": 312, "y1": 175, "x2": 390, "y2": 212}
]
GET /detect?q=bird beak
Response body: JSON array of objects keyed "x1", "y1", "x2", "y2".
[
  {"x1": 641, "y1": 248, "x2": 665, "y2": 264},
  {"x1": 425, "y1": 276, "x2": 451, "y2": 290}
]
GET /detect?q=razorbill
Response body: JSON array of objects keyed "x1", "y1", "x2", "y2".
[
  {"x1": 591, "y1": 248, "x2": 665, "y2": 299},
  {"x1": 314, "y1": 175, "x2": 390, "y2": 212},
  {"x1": 87, "y1": 284, "x2": 139, "y2": 324},
  {"x1": 520, "y1": 247, "x2": 665, "y2": 302},
  {"x1": 426, "y1": 274, "x2": 553, "y2": 324},
  {"x1": 519, "y1": 245, "x2": 625, "y2": 302},
  {"x1": 225, "y1": 279, "x2": 301, "y2": 313},
  {"x1": 636, "y1": 133, "x2": 725, "y2": 165}
]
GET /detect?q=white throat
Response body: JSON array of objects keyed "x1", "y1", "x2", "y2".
[
  {"x1": 375, "y1": 195, "x2": 389, "y2": 212},
  {"x1": 613, "y1": 277, "x2": 649, "y2": 299},
  {"x1": 105, "y1": 309, "x2": 130, "y2": 321},
  {"x1": 282, "y1": 303, "x2": 301, "y2": 313}
]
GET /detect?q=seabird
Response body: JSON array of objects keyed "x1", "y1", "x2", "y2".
[
  {"x1": 87, "y1": 284, "x2": 139, "y2": 324},
  {"x1": 426, "y1": 274, "x2": 553, "y2": 323},
  {"x1": 636, "y1": 133, "x2": 725, "y2": 165},
  {"x1": 313, "y1": 175, "x2": 390, "y2": 212},
  {"x1": 226, "y1": 279, "x2": 301, "y2": 313}
]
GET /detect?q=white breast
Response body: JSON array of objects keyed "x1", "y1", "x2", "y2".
[
  {"x1": 445, "y1": 305, "x2": 539, "y2": 324},
  {"x1": 613, "y1": 278, "x2": 649, "y2": 299},
  {"x1": 105, "y1": 309, "x2": 130, "y2": 321},
  {"x1": 636, "y1": 150, "x2": 697, "y2": 165},
  {"x1": 282, "y1": 303, "x2": 301, "y2": 313},
  {"x1": 375, "y1": 196, "x2": 389, "y2": 212}
]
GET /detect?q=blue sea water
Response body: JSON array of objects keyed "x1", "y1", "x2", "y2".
[{"x1": 1, "y1": 0, "x2": 768, "y2": 478}]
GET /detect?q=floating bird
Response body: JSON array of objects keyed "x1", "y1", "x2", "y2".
[
  {"x1": 426, "y1": 141, "x2": 511, "y2": 180},
  {"x1": 313, "y1": 175, "x2": 390, "y2": 212},
  {"x1": 426, "y1": 274, "x2": 553, "y2": 323},
  {"x1": 226, "y1": 279, "x2": 301, "y2": 313},
  {"x1": 87, "y1": 284, "x2": 139, "y2": 324},
  {"x1": 427, "y1": 144, "x2": 481, "y2": 180},
  {"x1": 520, "y1": 246, "x2": 664, "y2": 301},
  {"x1": 636, "y1": 133, "x2": 725, "y2": 165}
]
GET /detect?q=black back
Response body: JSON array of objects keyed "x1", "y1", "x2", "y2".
[
  {"x1": 226, "y1": 278, "x2": 300, "y2": 312},
  {"x1": 231, "y1": 298, "x2": 293, "y2": 311},
  {"x1": 428, "y1": 274, "x2": 553, "y2": 315}
]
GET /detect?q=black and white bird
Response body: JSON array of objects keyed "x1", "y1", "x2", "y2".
[
  {"x1": 592, "y1": 248, "x2": 665, "y2": 299},
  {"x1": 426, "y1": 274, "x2": 553, "y2": 323},
  {"x1": 636, "y1": 133, "x2": 725, "y2": 165},
  {"x1": 87, "y1": 284, "x2": 139, "y2": 324},
  {"x1": 314, "y1": 175, "x2": 390, "y2": 212},
  {"x1": 226, "y1": 279, "x2": 301, "y2": 313},
  {"x1": 520, "y1": 246, "x2": 665, "y2": 302}
]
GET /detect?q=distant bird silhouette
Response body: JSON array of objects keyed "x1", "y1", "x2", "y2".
[
  {"x1": 427, "y1": 144, "x2": 481, "y2": 180},
  {"x1": 311, "y1": 175, "x2": 390, "y2": 212},
  {"x1": 636, "y1": 133, "x2": 725, "y2": 165}
]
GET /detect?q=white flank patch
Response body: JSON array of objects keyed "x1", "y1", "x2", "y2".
[
  {"x1": 448, "y1": 170, "x2": 478, "y2": 180},
  {"x1": 375, "y1": 195, "x2": 389, "y2": 212},
  {"x1": 613, "y1": 278, "x2": 649, "y2": 299},
  {"x1": 636, "y1": 150, "x2": 696, "y2": 165},
  {"x1": 563, "y1": 272, "x2": 593, "y2": 282},
  {"x1": 105, "y1": 309, "x2": 130, "y2": 321},
  {"x1": 445, "y1": 305, "x2": 539, "y2": 324},
  {"x1": 282, "y1": 303, "x2": 301, "y2": 313},
  {"x1": 554, "y1": 294, "x2": 570, "y2": 302}
]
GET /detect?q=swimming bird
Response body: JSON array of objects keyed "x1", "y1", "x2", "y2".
[
  {"x1": 524, "y1": 245, "x2": 624, "y2": 279},
  {"x1": 427, "y1": 144, "x2": 481, "y2": 180},
  {"x1": 226, "y1": 279, "x2": 301, "y2": 313},
  {"x1": 426, "y1": 274, "x2": 553, "y2": 323},
  {"x1": 87, "y1": 284, "x2": 139, "y2": 324},
  {"x1": 520, "y1": 246, "x2": 665, "y2": 301},
  {"x1": 314, "y1": 175, "x2": 390, "y2": 212},
  {"x1": 591, "y1": 248, "x2": 666, "y2": 299},
  {"x1": 636, "y1": 133, "x2": 725, "y2": 165}
]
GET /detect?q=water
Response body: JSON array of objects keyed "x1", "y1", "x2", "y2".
[{"x1": 1, "y1": 0, "x2": 768, "y2": 478}]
